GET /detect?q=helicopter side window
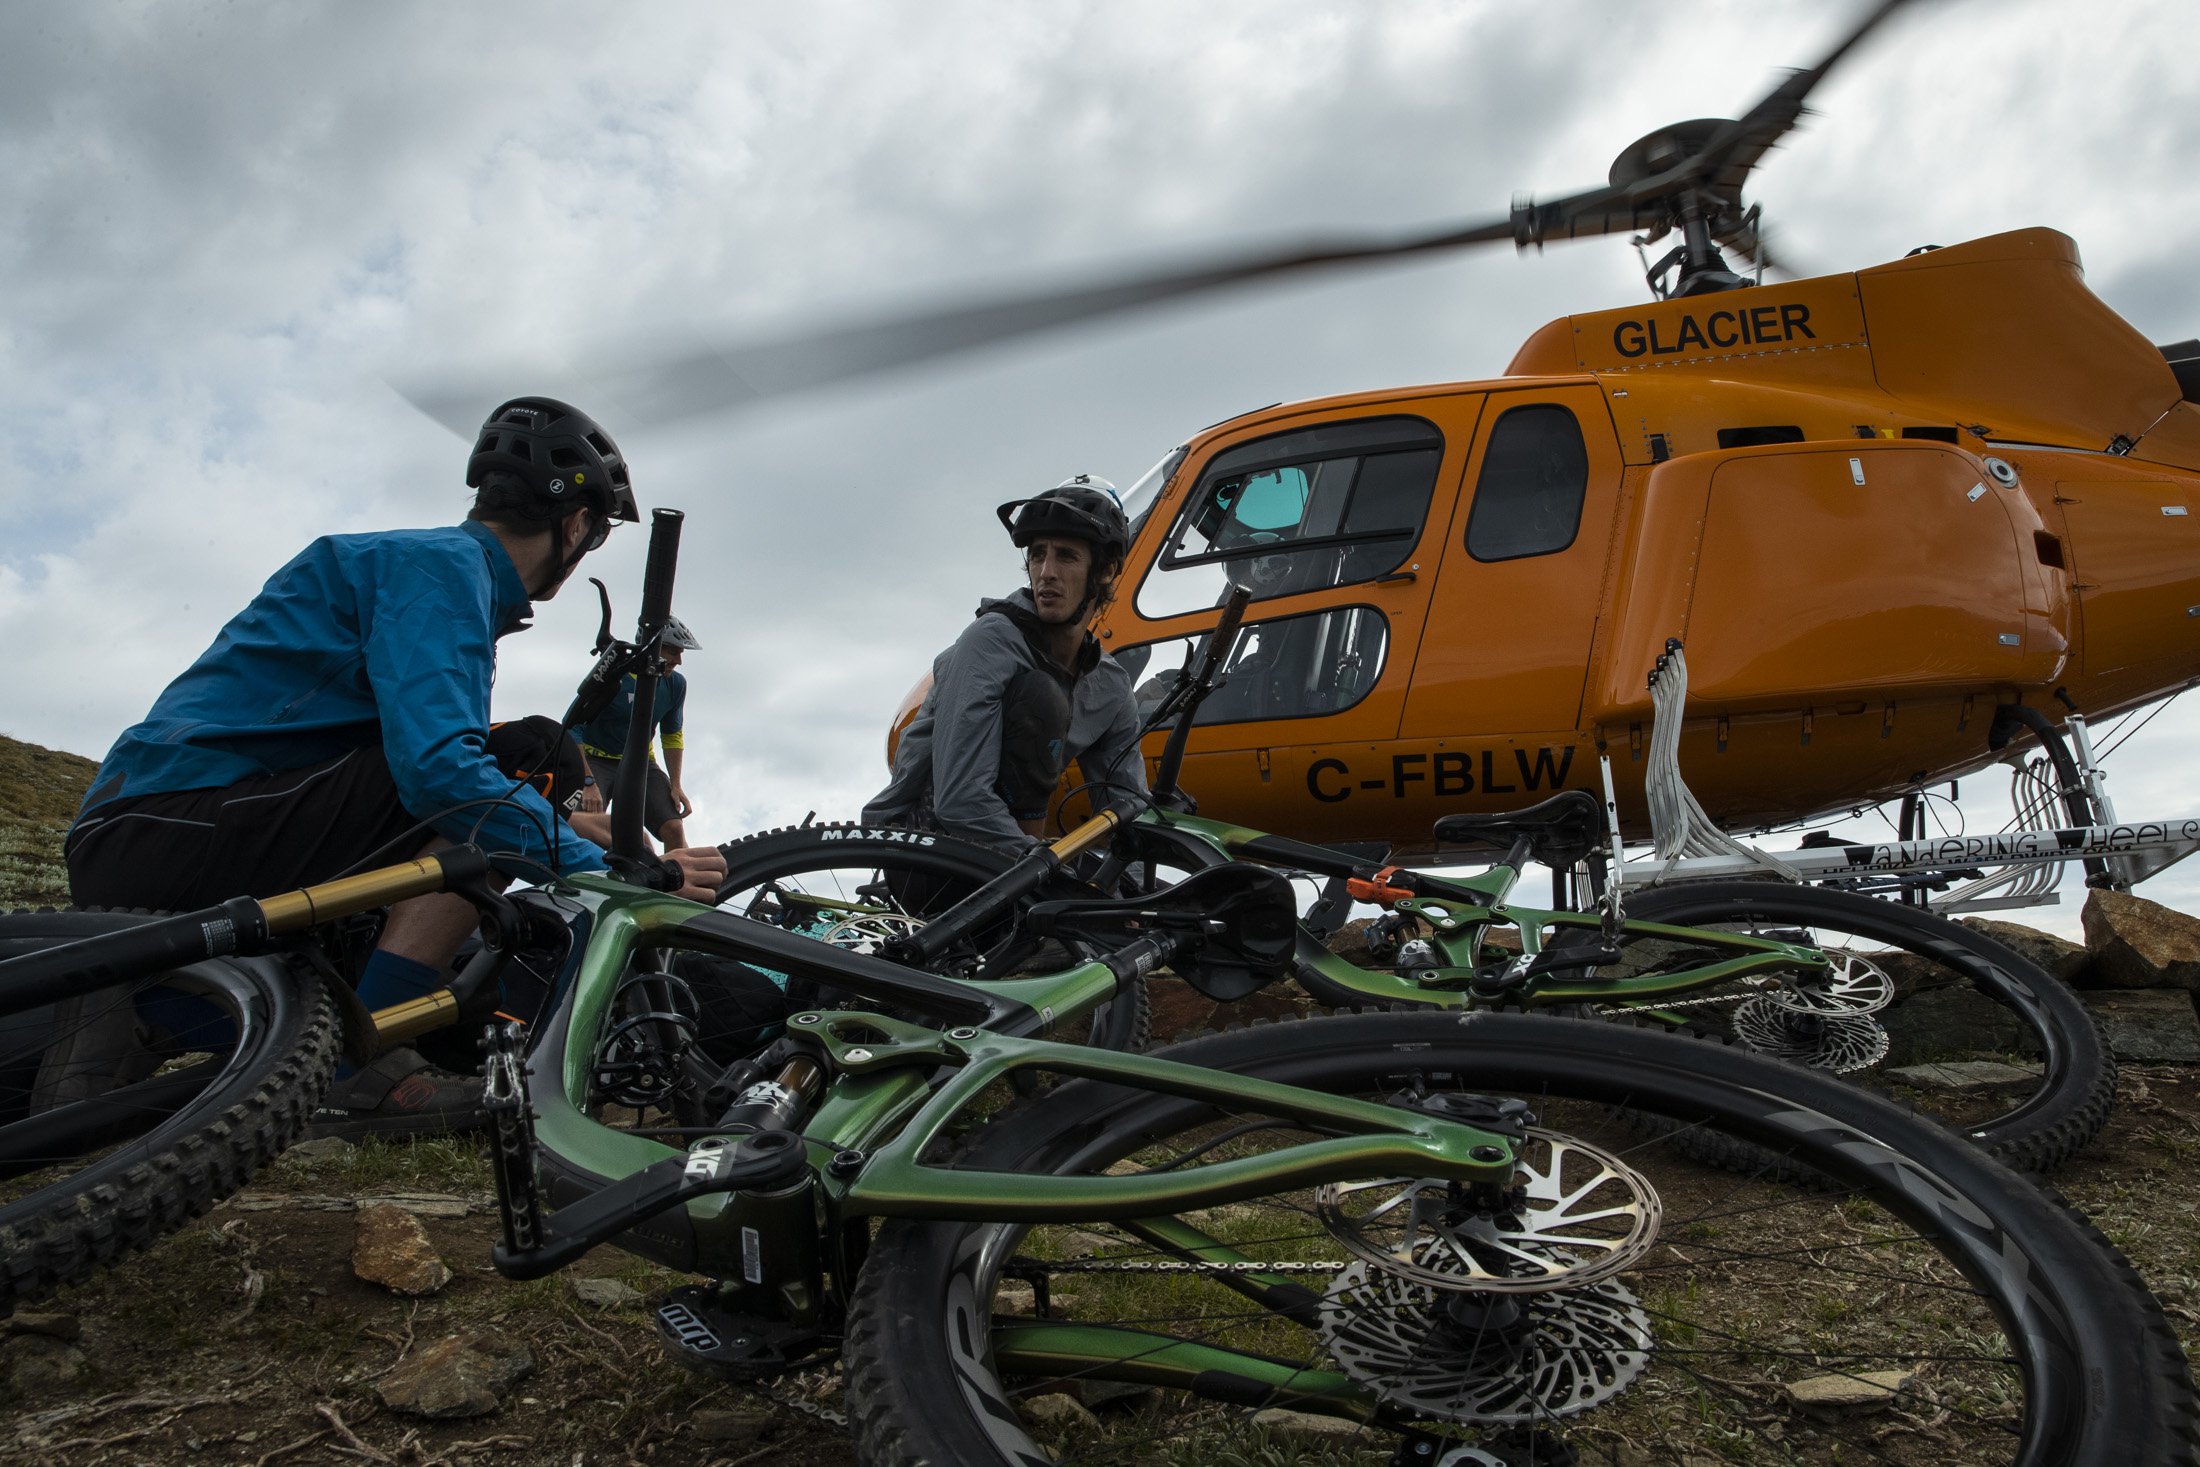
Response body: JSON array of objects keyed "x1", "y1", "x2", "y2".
[
  {"x1": 1464, "y1": 404, "x2": 1589, "y2": 562},
  {"x1": 1124, "y1": 604, "x2": 1391, "y2": 727},
  {"x1": 1137, "y1": 415, "x2": 1443, "y2": 619}
]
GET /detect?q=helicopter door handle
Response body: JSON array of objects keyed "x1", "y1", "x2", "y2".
[{"x1": 1375, "y1": 570, "x2": 1417, "y2": 585}]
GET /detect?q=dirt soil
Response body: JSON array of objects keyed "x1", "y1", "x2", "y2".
[{"x1": 0, "y1": 1065, "x2": 2191, "y2": 1467}]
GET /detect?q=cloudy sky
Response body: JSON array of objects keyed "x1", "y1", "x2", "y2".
[{"x1": 3, "y1": 0, "x2": 2196, "y2": 933}]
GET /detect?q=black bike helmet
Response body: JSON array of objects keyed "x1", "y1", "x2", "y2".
[
  {"x1": 467, "y1": 398, "x2": 640, "y2": 525},
  {"x1": 996, "y1": 474, "x2": 1130, "y2": 567}
]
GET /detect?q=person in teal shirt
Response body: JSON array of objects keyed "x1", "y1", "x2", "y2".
[{"x1": 580, "y1": 615, "x2": 698, "y2": 850}]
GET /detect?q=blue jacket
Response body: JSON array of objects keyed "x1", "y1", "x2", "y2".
[{"x1": 76, "y1": 521, "x2": 606, "y2": 877}]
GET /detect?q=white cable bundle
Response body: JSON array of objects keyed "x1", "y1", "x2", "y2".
[{"x1": 1644, "y1": 643, "x2": 1799, "y2": 879}]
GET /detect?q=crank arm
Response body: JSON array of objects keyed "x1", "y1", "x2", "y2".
[{"x1": 491, "y1": 1130, "x2": 809, "y2": 1280}]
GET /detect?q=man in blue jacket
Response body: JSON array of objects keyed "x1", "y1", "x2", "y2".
[{"x1": 65, "y1": 397, "x2": 726, "y2": 1135}]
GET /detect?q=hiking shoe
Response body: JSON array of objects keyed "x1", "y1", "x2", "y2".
[{"x1": 309, "y1": 1047, "x2": 487, "y2": 1140}]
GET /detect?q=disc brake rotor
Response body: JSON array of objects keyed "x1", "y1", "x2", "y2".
[
  {"x1": 1319, "y1": 1256, "x2": 1652, "y2": 1424},
  {"x1": 1732, "y1": 994, "x2": 1890, "y2": 1072},
  {"x1": 1764, "y1": 947, "x2": 1894, "y2": 1018},
  {"x1": 817, "y1": 910, "x2": 923, "y2": 955},
  {"x1": 1314, "y1": 1128, "x2": 1660, "y2": 1294}
]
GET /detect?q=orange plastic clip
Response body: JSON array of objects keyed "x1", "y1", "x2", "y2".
[{"x1": 1346, "y1": 866, "x2": 1413, "y2": 906}]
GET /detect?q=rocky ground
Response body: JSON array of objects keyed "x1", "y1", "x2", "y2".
[
  {"x1": 1, "y1": 732, "x2": 2196, "y2": 1464},
  {"x1": 0, "y1": 1008, "x2": 2194, "y2": 1467}
]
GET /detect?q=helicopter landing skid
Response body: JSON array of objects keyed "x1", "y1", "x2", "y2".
[{"x1": 1610, "y1": 644, "x2": 2200, "y2": 913}]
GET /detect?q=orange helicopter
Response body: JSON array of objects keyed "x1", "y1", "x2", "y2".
[{"x1": 857, "y1": 2, "x2": 2200, "y2": 848}]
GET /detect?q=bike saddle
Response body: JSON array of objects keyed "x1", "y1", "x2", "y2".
[{"x1": 1431, "y1": 789, "x2": 1604, "y2": 869}]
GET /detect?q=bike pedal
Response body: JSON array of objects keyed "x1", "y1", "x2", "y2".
[{"x1": 652, "y1": 1284, "x2": 833, "y2": 1382}]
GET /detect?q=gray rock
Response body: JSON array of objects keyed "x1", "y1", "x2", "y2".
[
  {"x1": 352, "y1": 1202, "x2": 451, "y2": 1296},
  {"x1": 996, "y1": 1281, "x2": 1038, "y2": 1315},
  {"x1": 2081, "y1": 890, "x2": 2200, "y2": 990},
  {"x1": 377, "y1": 1331, "x2": 533, "y2": 1419},
  {"x1": 1076, "y1": 1378, "x2": 1158, "y2": 1412},
  {"x1": 1961, "y1": 918, "x2": 2090, "y2": 982},
  {"x1": 1322, "y1": 917, "x2": 1380, "y2": 961},
  {"x1": 3, "y1": 1336, "x2": 86, "y2": 1394},
  {"x1": 1885, "y1": 1060, "x2": 2043, "y2": 1091},
  {"x1": 1023, "y1": 1393, "x2": 1100, "y2": 1434},
  {"x1": 1251, "y1": 1406, "x2": 1373, "y2": 1442},
  {"x1": 2080, "y1": 990, "x2": 2200, "y2": 1064},
  {"x1": 3, "y1": 1311, "x2": 80, "y2": 1342},
  {"x1": 272, "y1": 1136, "x2": 356, "y2": 1171},
  {"x1": 1785, "y1": 1368, "x2": 1914, "y2": 1413},
  {"x1": 568, "y1": 1276, "x2": 643, "y2": 1310},
  {"x1": 691, "y1": 1407, "x2": 774, "y2": 1443}
]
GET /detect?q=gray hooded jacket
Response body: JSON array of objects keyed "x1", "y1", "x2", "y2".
[{"x1": 863, "y1": 589, "x2": 1147, "y2": 850}]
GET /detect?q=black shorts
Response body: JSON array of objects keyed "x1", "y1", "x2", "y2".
[
  {"x1": 583, "y1": 754, "x2": 678, "y2": 839},
  {"x1": 65, "y1": 719, "x2": 582, "y2": 912}
]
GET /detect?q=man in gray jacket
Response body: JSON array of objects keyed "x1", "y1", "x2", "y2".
[{"x1": 865, "y1": 477, "x2": 1148, "y2": 849}]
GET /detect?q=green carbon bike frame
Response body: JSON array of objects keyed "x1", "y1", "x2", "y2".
[
  {"x1": 1094, "y1": 808, "x2": 1836, "y2": 1013},
  {"x1": 495, "y1": 868, "x2": 1520, "y2": 1324}
]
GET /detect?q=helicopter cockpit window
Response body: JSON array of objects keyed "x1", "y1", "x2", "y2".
[
  {"x1": 1116, "y1": 604, "x2": 1390, "y2": 727},
  {"x1": 1136, "y1": 415, "x2": 1443, "y2": 619},
  {"x1": 1464, "y1": 404, "x2": 1589, "y2": 562},
  {"x1": 1119, "y1": 444, "x2": 1189, "y2": 541}
]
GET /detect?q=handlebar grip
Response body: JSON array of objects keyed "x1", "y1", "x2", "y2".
[
  {"x1": 1211, "y1": 582, "x2": 1253, "y2": 648},
  {"x1": 637, "y1": 508, "x2": 684, "y2": 636},
  {"x1": 0, "y1": 898, "x2": 272, "y2": 1014}
]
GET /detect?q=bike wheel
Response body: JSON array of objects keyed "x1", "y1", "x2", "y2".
[
  {"x1": 0, "y1": 910, "x2": 339, "y2": 1309},
  {"x1": 845, "y1": 1012, "x2": 2195, "y2": 1467},
  {"x1": 1614, "y1": 881, "x2": 2114, "y2": 1174},
  {"x1": 714, "y1": 823, "x2": 1148, "y2": 1052}
]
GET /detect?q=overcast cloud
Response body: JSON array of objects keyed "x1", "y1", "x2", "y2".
[{"x1": 3, "y1": 0, "x2": 2196, "y2": 934}]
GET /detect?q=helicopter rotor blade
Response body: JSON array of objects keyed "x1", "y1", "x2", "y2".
[
  {"x1": 394, "y1": 0, "x2": 1921, "y2": 435},
  {"x1": 394, "y1": 215, "x2": 1520, "y2": 433},
  {"x1": 1512, "y1": 0, "x2": 1917, "y2": 250},
  {"x1": 1698, "y1": 0, "x2": 1915, "y2": 191}
]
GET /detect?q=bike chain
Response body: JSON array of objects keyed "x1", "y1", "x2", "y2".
[
  {"x1": 1027, "y1": 1256, "x2": 1348, "y2": 1275},
  {"x1": 1589, "y1": 989, "x2": 1747, "y2": 1016},
  {"x1": 756, "y1": 1371, "x2": 850, "y2": 1430}
]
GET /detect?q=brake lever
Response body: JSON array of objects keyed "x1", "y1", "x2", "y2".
[{"x1": 590, "y1": 577, "x2": 615, "y2": 654}]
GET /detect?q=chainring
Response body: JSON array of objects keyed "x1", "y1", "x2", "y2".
[
  {"x1": 1313, "y1": 1128, "x2": 1660, "y2": 1295},
  {"x1": 1318, "y1": 1257, "x2": 1651, "y2": 1424},
  {"x1": 1731, "y1": 994, "x2": 1890, "y2": 1071}
]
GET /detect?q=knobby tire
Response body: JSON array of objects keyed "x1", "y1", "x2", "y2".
[
  {"x1": 843, "y1": 1010, "x2": 2196, "y2": 1467},
  {"x1": 0, "y1": 909, "x2": 339, "y2": 1310}
]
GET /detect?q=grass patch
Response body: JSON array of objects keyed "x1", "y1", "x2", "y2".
[
  {"x1": 278, "y1": 1134, "x2": 496, "y2": 1195},
  {"x1": 0, "y1": 733, "x2": 96, "y2": 908}
]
